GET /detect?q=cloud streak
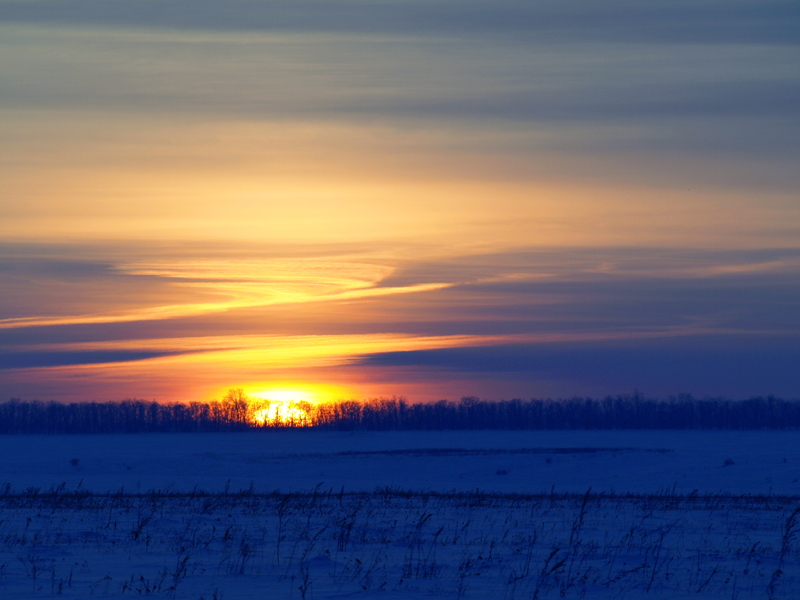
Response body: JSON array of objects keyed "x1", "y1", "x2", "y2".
[
  {"x1": 0, "y1": 349, "x2": 184, "y2": 370},
  {"x1": 1, "y1": 1, "x2": 797, "y2": 44}
]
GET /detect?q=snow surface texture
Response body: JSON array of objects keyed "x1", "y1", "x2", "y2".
[
  {"x1": 0, "y1": 431, "x2": 799, "y2": 598},
  {"x1": 1, "y1": 430, "x2": 799, "y2": 495}
]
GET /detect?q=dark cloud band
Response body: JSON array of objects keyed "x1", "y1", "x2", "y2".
[
  {"x1": 356, "y1": 339, "x2": 800, "y2": 398},
  {"x1": 0, "y1": 350, "x2": 183, "y2": 370},
  {"x1": 1, "y1": 1, "x2": 797, "y2": 44}
]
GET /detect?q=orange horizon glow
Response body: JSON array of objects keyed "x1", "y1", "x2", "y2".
[{"x1": 247, "y1": 383, "x2": 350, "y2": 404}]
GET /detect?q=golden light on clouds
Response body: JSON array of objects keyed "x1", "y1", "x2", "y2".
[
  {"x1": 0, "y1": 256, "x2": 452, "y2": 330},
  {"x1": 3, "y1": 107, "x2": 798, "y2": 251}
]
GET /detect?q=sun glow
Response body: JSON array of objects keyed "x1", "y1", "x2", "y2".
[{"x1": 246, "y1": 384, "x2": 341, "y2": 426}]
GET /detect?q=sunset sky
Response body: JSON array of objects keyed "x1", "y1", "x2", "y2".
[{"x1": 1, "y1": 1, "x2": 798, "y2": 404}]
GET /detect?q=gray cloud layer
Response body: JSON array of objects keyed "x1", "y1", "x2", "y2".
[
  {"x1": 1, "y1": 1, "x2": 798, "y2": 44},
  {"x1": 3, "y1": 5, "x2": 797, "y2": 175}
]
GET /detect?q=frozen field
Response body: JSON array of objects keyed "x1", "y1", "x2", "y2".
[
  {"x1": 2, "y1": 430, "x2": 800, "y2": 496},
  {"x1": 1, "y1": 431, "x2": 799, "y2": 598}
]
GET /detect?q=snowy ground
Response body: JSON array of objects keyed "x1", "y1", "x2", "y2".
[
  {"x1": 1, "y1": 431, "x2": 799, "y2": 598},
  {"x1": 2, "y1": 430, "x2": 800, "y2": 496}
]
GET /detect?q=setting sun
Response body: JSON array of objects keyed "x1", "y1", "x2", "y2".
[
  {"x1": 243, "y1": 383, "x2": 351, "y2": 426},
  {"x1": 250, "y1": 402, "x2": 312, "y2": 427}
]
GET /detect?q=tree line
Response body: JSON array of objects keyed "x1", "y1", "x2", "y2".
[{"x1": 1, "y1": 393, "x2": 800, "y2": 433}]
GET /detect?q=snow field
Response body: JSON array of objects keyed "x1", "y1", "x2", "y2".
[
  {"x1": 0, "y1": 487, "x2": 798, "y2": 599},
  {"x1": 2, "y1": 430, "x2": 800, "y2": 496},
  {"x1": 0, "y1": 430, "x2": 799, "y2": 598}
]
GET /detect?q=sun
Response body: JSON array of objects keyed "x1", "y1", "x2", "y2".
[
  {"x1": 250, "y1": 402, "x2": 312, "y2": 426},
  {"x1": 244, "y1": 383, "x2": 350, "y2": 426}
]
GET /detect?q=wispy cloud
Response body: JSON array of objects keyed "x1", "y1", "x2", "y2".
[{"x1": 0, "y1": 255, "x2": 452, "y2": 330}]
